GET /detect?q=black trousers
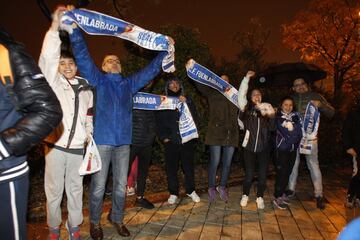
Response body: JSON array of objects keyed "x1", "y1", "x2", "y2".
[
  {"x1": 348, "y1": 171, "x2": 360, "y2": 199},
  {"x1": 243, "y1": 148, "x2": 270, "y2": 197},
  {"x1": 0, "y1": 172, "x2": 29, "y2": 240},
  {"x1": 128, "y1": 145, "x2": 152, "y2": 197},
  {"x1": 164, "y1": 140, "x2": 195, "y2": 195},
  {"x1": 274, "y1": 150, "x2": 296, "y2": 198}
]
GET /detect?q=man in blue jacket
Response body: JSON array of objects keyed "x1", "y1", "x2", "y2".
[{"x1": 66, "y1": 23, "x2": 167, "y2": 239}]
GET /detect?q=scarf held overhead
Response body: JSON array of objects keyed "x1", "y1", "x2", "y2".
[
  {"x1": 133, "y1": 92, "x2": 198, "y2": 143},
  {"x1": 186, "y1": 59, "x2": 239, "y2": 108},
  {"x1": 61, "y1": 8, "x2": 175, "y2": 73},
  {"x1": 300, "y1": 102, "x2": 320, "y2": 154}
]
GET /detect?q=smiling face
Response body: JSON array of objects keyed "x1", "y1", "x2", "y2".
[
  {"x1": 292, "y1": 78, "x2": 309, "y2": 94},
  {"x1": 58, "y1": 57, "x2": 77, "y2": 80},
  {"x1": 281, "y1": 99, "x2": 294, "y2": 114},
  {"x1": 102, "y1": 55, "x2": 122, "y2": 73},
  {"x1": 251, "y1": 89, "x2": 262, "y2": 105}
]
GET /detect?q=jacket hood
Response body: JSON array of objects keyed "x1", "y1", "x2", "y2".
[{"x1": 164, "y1": 78, "x2": 184, "y2": 96}]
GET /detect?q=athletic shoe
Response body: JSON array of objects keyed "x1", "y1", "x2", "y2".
[
  {"x1": 285, "y1": 189, "x2": 295, "y2": 198},
  {"x1": 66, "y1": 221, "x2": 81, "y2": 240},
  {"x1": 281, "y1": 193, "x2": 290, "y2": 205},
  {"x1": 208, "y1": 187, "x2": 216, "y2": 202},
  {"x1": 355, "y1": 198, "x2": 360, "y2": 207},
  {"x1": 216, "y1": 186, "x2": 229, "y2": 202},
  {"x1": 316, "y1": 196, "x2": 325, "y2": 210},
  {"x1": 187, "y1": 191, "x2": 201, "y2": 203},
  {"x1": 126, "y1": 186, "x2": 135, "y2": 196},
  {"x1": 256, "y1": 197, "x2": 265, "y2": 209},
  {"x1": 47, "y1": 227, "x2": 60, "y2": 240},
  {"x1": 273, "y1": 198, "x2": 287, "y2": 210},
  {"x1": 240, "y1": 195, "x2": 249, "y2": 207},
  {"x1": 168, "y1": 194, "x2": 178, "y2": 204},
  {"x1": 345, "y1": 196, "x2": 354, "y2": 208},
  {"x1": 135, "y1": 197, "x2": 154, "y2": 209}
]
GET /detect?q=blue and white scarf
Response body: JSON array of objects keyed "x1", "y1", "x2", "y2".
[
  {"x1": 299, "y1": 102, "x2": 320, "y2": 154},
  {"x1": 133, "y1": 92, "x2": 198, "y2": 143},
  {"x1": 61, "y1": 9, "x2": 175, "y2": 73},
  {"x1": 186, "y1": 59, "x2": 239, "y2": 108}
]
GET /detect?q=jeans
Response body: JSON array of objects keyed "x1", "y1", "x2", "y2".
[
  {"x1": 208, "y1": 145, "x2": 235, "y2": 188},
  {"x1": 274, "y1": 150, "x2": 296, "y2": 198},
  {"x1": 288, "y1": 140, "x2": 323, "y2": 197},
  {"x1": 89, "y1": 145, "x2": 129, "y2": 224},
  {"x1": 243, "y1": 148, "x2": 270, "y2": 197},
  {"x1": 164, "y1": 140, "x2": 195, "y2": 195}
]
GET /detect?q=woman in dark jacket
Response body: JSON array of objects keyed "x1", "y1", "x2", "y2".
[
  {"x1": 193, "y1": 75, "x2": 239, "y2": 202},
  {"x1": 238, "y1": 71, "x2": 275, "y2": 209},
  {"x1": 273, "y1": 96, "x2": 302, "y2": 209},
  {"x1": 156, "y1": 76, "x2": 200, "y2": 204}
]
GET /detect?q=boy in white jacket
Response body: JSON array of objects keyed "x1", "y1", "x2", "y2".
[{"x1": 39, "y1": 6, "x2": 93, "y2": 240}]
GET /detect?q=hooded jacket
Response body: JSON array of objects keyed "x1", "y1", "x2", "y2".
[
  {"x1": 0, "y1": 29, "x2": 62, "y2": 178},
  {"x1": 69, "y1": 28, "x2": 166, "y2": 146},
  {"x1": 156, "y1": 79, "x2": 198, "y2": 145}
]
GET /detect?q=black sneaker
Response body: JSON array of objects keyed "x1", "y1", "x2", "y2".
[
  {"x1": 345, "y1": 195, "x2": 355, "y2": 208},
  {"x1": 316, "y1": 196, "x2": 325, "y2": 210},
  {"x1": 273, "y1": 198, "x2": 287, "y2": 210},
  {"x1": 135, "y1": 197, "x2": 154, "y2": 209},
  {"x1": 285, "y1": 189, "x2": 295, "y2": 198}
]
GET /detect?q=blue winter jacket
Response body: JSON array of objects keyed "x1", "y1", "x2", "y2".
[
  {"x1": 275, "y1": 110, "x2": 302, "y2": 152},
  {"x1": 69, "y1": 28, "x2": 167, "y2": 146}
]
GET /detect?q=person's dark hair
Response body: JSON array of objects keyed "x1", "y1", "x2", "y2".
[
  {"x1": 279, "y1": 96, "x2": 296, "y2": 112},
  {"x1": 60, "y1": 50, "x2": 75, "y2": 61},
  {"x1": 164, "y1": 74, "x2": 184, "y2": 96},
  {"x1": 247, "y1": 88, "x2": 263, "y2": 102}
]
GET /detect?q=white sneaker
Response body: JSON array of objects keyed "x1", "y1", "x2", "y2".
[
  {"x1": 256, "y1": 197, "x2": 265, "y2": 209},
  {"x1": 187, "y1": 191, "x2": 201, "y2": 203},
  {"x1": 240, "y1": 195, "x2": 249, "y2": 207},
  {"x1": 168, "y1": 194, "x2": 178, "y2": 204},
  {"x1": 126, "y1": 186, "x2": 135, "y2": 196}
]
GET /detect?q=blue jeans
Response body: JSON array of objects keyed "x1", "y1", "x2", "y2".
[
  {"x1": 288, "y1": 140, "x2": 323, "y2": 197},
  {"x1": 208, "y1": 145, "x2": 235, "y2": 188},
  {"x1": 89, "y1": 145, "x2": 129, "y2": 224}
]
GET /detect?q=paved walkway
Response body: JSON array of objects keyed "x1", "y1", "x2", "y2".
[{"x1": 28, "y1": 169, "x2": 360, "y2": 240}]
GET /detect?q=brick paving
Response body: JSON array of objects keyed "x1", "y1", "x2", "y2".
[{"x1": 27, "y1": 169, "x2": 360, "y2": 240}]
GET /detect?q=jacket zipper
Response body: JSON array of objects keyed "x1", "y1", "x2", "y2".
[{"x1": 254, "y1": 117, "x2": 260, "y2": 152}]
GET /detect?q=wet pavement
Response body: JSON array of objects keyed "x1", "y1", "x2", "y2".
[{"x1": 27, "y1": 167, "x2": 360, "y2": 239}]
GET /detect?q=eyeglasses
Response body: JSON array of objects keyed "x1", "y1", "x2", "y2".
[
  {"x1": 293, "y1": 82, "x2": 306, "y2": 88},
  {"x1": 105, "y1": 59, "x2": 120, "y2": 65}
]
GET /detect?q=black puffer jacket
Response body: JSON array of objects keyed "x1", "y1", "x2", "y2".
[
  {"x1": 239, "y1": 104, "x2": 275, "y2": 153},
  {"x1": 0, "y1": 29, "x2": 62, "y2": 173},
  {"x1": 132, "y1": 109, "x2": 156, "y2": 147}
]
